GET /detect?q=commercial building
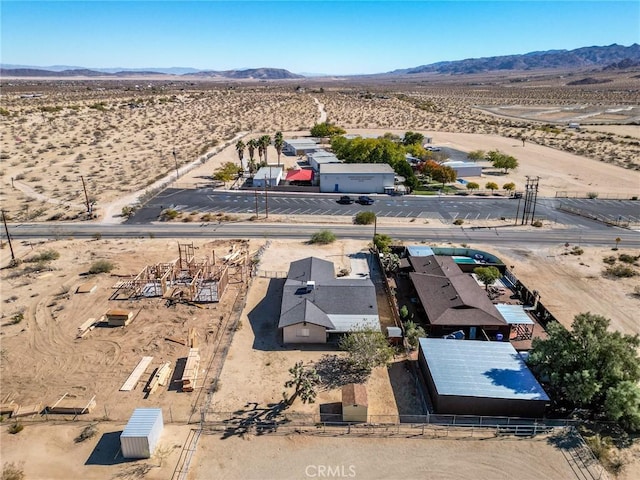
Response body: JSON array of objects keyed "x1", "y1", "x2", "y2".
[
  {"x1": 252, "y1": 166, "x2": 283, "y2": 188},
  {"x1": 278, "y1": 257, "x2": 379, "y2": 344},
  {"x1": 319, "y1": 163, "x2": 395, "y2": 194},
  {"x1": 418, "y1": 338, "x2": 550, "y2": 417},
  {"x1": 441, "y1": 161, "x2": 482, "y2": 178},
  {"x1": 307, "y1": 149, "x2": 341, "y2": 172},
  {"x1": 283, "y1": 138, "x2": 319, "y2": 156}
]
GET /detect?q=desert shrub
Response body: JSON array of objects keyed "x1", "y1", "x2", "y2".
[
  {"x1": 570, "y1": 246, "x2": 584, "y2": 256},
  {"x1": 74, "y1": 424, "x2": 98, "y2": 443},
  {"x1": 532, "y1": 220, "x2": 543, "y2": 227},
  {"x1": 88, "y1": 260, "x2": 115, "y2": 274},
  {"x1": 92, "y1": 232, "x2": 102, "y2": 240},
  {"x1": 9, "y1": 312, "x2": 23, "y2": 325},
  {"x1": 373, "y1": 234, "x2": 393, "y2": 253},
  {"x1": 605, "y1": 264, "x2": 637, "y2": 278},
  {"x1": 603, "y1": 256, "x2": 616, "y2": 265},
  {"x1": 354, "y1": 211, "x2": 376, "y2": 225},
  {"x1": 453, "y1": 218, "x2": 464, "y2": 225},
  {"x1": 0, "y1": 107, "x2": 10, "y2": 117},
  {"x1": 7, "y1": 423, "x2": 23, "y2": 434},
  {"x1": 161, "y1": 209, "x2": 179, "y2": 220},
  {"x1": 121, "y1": 206, "x2": 136, "y2": 218},
  {"x1": 25, "y1": 249, "x2": 59, "y2": 263},
  {"x1": 587, "y1": 192, "x2": 599, "y2": 199},
  {"x1": 618, "y1": 254, "x2": 639, "y2": 264},
  {"x1": 1, "y1": 462, "x2": 25, "y2": 480},
  {"x1": 309, "y1": 230, "x2": 336, "y2": 245}
]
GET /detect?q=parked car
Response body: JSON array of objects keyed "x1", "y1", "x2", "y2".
[
  {"x1": 337, "y1": 195, "x2": 354, "y2": 204},
  {"x1": 358, "y1": 196, "x2": 374, "y2": 205},
  {"x1": 512, "y1": 192, "x2": 523, "y2": 199},
  {"x1": 425, "y1": 145, "x2": 441, "y2": 152}
]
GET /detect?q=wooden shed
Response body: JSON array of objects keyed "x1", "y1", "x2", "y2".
[
  {"x1": 342, "y1": 383, "x2": 368, "y2": 423},
  {"x1": 106, "y1": 309, "x2": 133, "y2": 327}
]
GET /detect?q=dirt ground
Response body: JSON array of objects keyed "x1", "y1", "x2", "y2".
[
  {"x1": 0, "y1": 237, "x2": 251, "y2": 423},
  {"x1": 190, "y1": 433, "x2": 580, "y2": 480}
]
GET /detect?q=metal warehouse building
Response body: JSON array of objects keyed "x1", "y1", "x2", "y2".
[
  {"x1": 441, "y1": 160, "x2": 482, "y2": 177},
  {"x1": 319, "y1": 163, "x2": 395, "y2": 193},
  {"x1": 418, "y1": 338, "x2": 550, "y2": 418}
]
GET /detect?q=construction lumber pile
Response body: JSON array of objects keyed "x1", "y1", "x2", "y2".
[
  {"x1": 47, "y1": 393, "x2": 96, "y2": 415},
  {"x1": 12, "y1": 403, "x2": 42, "y2": 418},
  {"x1": 145, "y1": 362, "x2": 173, "y2": 394},
  {"x1": 181, "y1": 348, "x2": 200, "y2": 392},
  {"x1": 188, "y1": 327, "x2": 198, "y2": 348},
  {"x1": 106, "y1": 308, "x2": 134, "y2": 327},
  {"x1": 0, "y1": 401, "x2": 17, "y2": 416},
  {"x1": 120, "y1": 356, "x2": 154, "y2": 391},
  {"x1": 76, "y1": 281, "x2": 97, "y2": 294},
  {"x1": 77, "y1": 317, "x2": 98, "y2": 338}
]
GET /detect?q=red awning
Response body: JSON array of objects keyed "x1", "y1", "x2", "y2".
[{"x1": 285, "y1": 169, "x2": 313, "y2": 181}]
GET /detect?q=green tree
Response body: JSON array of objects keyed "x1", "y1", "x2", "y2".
[
  {"x1": 473, "y1": 266, "x2": 501, "y2": 290},
  {"x1": 213, "y1": 162, "x2": 241, "y2": 182},
  {"x1": 310, "y1": 122, "x2": 346, "y2": 137},
  {"x1": 528, "y1": 313, "x2": 640, "y2": 430},
  {"x1": 235, "y1": 140, "x2": 245, "y2": 169},
  {"x1": 274, "y1": 131, "x2": 284, "y2": 166},
  {"x1": 431, "y1": 165, "x2": 457, "y2": 187},
  {"x1": 486, "y1": 150, "x2": 518, "y2": 174},
  {"x1": 373, "y1": 233, "x2": 393, "y2": 253},
  {"x1": 283, "y1": 361, "x2": 320, "y2": 405},
  {"x1": 404, "y1": 320, "x2": 426, "y2": 350},
  {"x1": 354, "y1": 211, "x2": 376, "y2": 225},
  {"x1": 467, "y1": 150, "x2": 485, "y2": 162},
  {"x1": 247, "y1": 139, "x2": 258, "y2": 174},
  {"x1": 309, "y1": 230, "x2": 336, "y2": 244},
  {"x1": 503, "y1": 182, "x2": 516, "y2": 193},
  {"x1": 339, "y1": 327, "x2": 395, "y2": 374},
  {"x1": 380, "y1": 252, "x2": 400, "y2": 274},
  {"x1": 466, "y1": 182, "x2": 480, "y2": 192},
  {"x1": 485, "y1": 181, "x2": 499, "y2": 193},
  {"x1": 258, "y1": 135, "x2": 271, "y2": 164},
  {"x1": 402, "y1": 131, "x2": 424, "y2": 146}
]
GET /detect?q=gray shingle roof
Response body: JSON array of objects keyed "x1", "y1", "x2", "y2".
[{"x1": 278, "y1": 257, "x2": 379, "y2": 331}]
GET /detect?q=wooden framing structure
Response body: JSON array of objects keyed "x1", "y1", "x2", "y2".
[{"x1": 110, "y1": 243, "x2": 231, "y2": 303}]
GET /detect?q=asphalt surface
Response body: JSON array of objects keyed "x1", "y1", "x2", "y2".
[{"x1": 126, "y1": 189, "x2": 639, "y2": 228}]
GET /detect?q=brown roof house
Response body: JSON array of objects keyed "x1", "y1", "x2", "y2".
[
  {"x1": 408, "y1": 255, "x2": 509, "y2": 340},
  {"x1": 278, "y1": 257, "x2": 380, "y2": 344}
]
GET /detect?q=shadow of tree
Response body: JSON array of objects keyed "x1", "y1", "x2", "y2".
[
  {"x1": 220, "y1": 401, "x2": 291, "y2": 439},
  {"x1": 314, "y1": 355, "x2": 369, "y2": 390}
]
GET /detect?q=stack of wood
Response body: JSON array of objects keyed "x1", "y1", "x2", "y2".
[
  {"x1": 77, "y1": 317, "x2": 98, "y2": 338},
  {"x1": 47, "y1": 393, "x2": 96, "y2": 415},
  {"x1": 106, "y1": 309, "x2": 134, "y2": 327},
  {"x1": 120, "y1": 356, "x2": 154, "y2": 391},
  {"x1": 0, "y1": 401, "x2": 17, "y2": 417},
  {"x1": 181, "y1": 348, "x2": 200, "y2": 392},
  {"x1": 145, "y1": 362, "x2": 172, "y2": 395},
  {"x1": 12, "y1": 403, "x2": 42, "y2": 418},
  {"x1": 188, "y1": 327, "x2": 198, "y2": 348}
]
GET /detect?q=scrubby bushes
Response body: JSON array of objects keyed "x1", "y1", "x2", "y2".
[
  {"x1": 354, "y1": 211, "x2": 376, "y2": 225},
  {"x1": 309, "y1": 230, "x2": 336, "y2": 245},
  {"x1": 88, "y1": 260, "x2": 115, "y2": 274}
]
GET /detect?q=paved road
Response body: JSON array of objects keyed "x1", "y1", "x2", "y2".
[
  {"x1": 4, "y1": 222, "x2": 639, "y2": 248},
  {"x1": 127, "y1": 189, "x2": 638, "y2": 229}
]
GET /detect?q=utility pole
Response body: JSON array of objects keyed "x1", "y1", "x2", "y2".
[
  {"x1": 172, "y1": 149, "x2": 179, "y2": 179},
  {"x1": 1, "y1": 209, "x2": 15, "y2": 263},
  {"x1": 264, "y1": 182, "x2": 269, "y2": 219},
  {"x1": 254, "y1": 189, "x2": 259, "y2": 217},
  {"x1": 80, "y1": 175, "x2": 91, "y2": 215}
]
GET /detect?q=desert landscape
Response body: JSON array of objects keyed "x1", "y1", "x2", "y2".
[
  {"x1": 1, "y1": 75, "x2": 639, "y2": 223},
  {"x1": 1, "y1": 69, "x2": 639, "y2": 479}
]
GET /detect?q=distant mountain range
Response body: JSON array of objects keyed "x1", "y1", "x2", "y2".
[
  {"x1": 0, "y1": 65, "x2": 303, "y2": 79},
  {"x1": 2, "y1": 44, "x2": 639, "y2": 79},
  {"x1": 389, "y1": 43, "x2": 640, "y2": 75}
]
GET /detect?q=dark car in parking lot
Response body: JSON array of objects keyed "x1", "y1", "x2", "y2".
[
  {"x1": 337, "y1": 195, "x2": 354, "y2": 204},
  {"x1": 358, "y1": 196, "x2": 375, "y2": 205}
]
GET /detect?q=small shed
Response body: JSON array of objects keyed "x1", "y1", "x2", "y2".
[
  {"x1": 106, "y1": 309, "x2": 133, "y2": 327},
  {"x1": 120, "y1": 408, "x2": 164, "y2": 459},
  {"x1": 342, "y1": 383, "x2": 368, "y2": 423},
  {"x1": 387, "y1": 326, "x2": 403, "y2": 345}
]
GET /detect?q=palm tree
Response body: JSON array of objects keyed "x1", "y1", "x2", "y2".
[
  {"x1": 274, "y1": 131, "x2": 284, "y2": 166},
  {"x1": 235, "y1": 140, "x2": 245, "y2": 170},
  {"x1": 247, "y1": 139, "x2": 258, "y2": 174},
  {"x1": 258, "y1": 135, "x2": 271, "y2": 164}
]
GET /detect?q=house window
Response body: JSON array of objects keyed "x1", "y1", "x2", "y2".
[{"x1": 297, "y1": 328, "x2": 310, "y2": 337}]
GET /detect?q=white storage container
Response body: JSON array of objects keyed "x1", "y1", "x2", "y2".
[{"x1": 120, "y1": 408, "x2": 164, "y2": 459}]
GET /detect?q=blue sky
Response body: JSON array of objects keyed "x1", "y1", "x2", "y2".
[{"x1": 2, "y1": 1, "x2": 639, "y2": 75}]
